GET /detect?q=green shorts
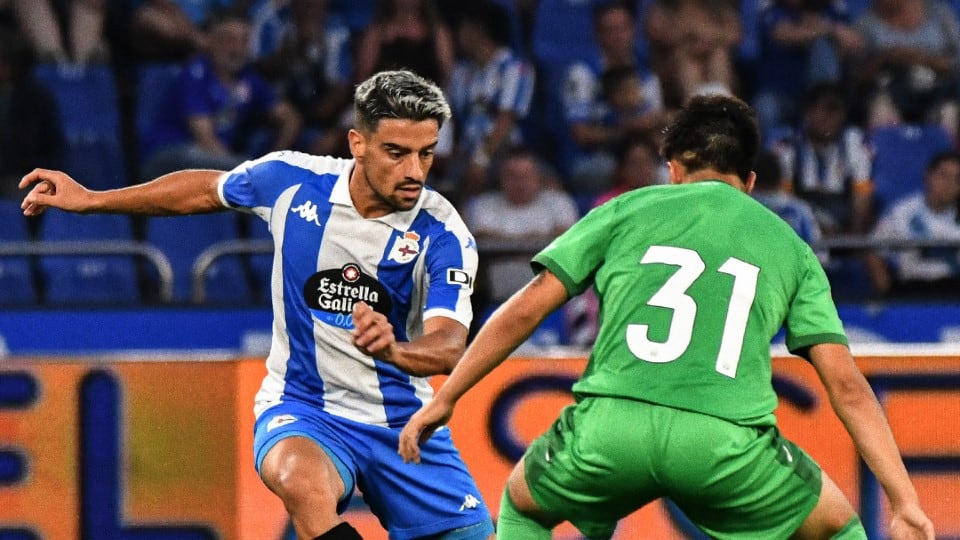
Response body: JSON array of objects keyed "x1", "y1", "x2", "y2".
[{"x1": 522, "y1": 396, "x2": 822, "y2": 539}]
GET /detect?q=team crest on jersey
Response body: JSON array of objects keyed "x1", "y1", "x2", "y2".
[
  {"x1": 303, "y1": 264, "x2": 393, "y2": 328},
  {"x1": 388, "y1": 231, "x2": 421, "y2": 264}
]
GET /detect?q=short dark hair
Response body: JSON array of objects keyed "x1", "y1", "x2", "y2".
[
  {"x1": 925, "y1": 150, "x2": 960, "y2": 174},
  {"x1": 353, "y1": 70, "x2": 451, "y2": 133},
  {"x1": 803, "y1": 81, "x2": 847, "y2": 112},
  {"x1": 660, "y1": 94, "x2": 760, "y2": 181},
  {"x1": 593, "y1": 0, "x2": 636, "y2": 28}
]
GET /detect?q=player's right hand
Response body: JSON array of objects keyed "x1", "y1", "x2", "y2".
[
  {"x1": 398, "y1": 397, "x2": 454, "y2": 464},
  {"x1": 889, "y1": 501, "x2": 935, "y2": 540},
  {"x1": 19, "y1": 168, "x2": 90, "y2": 216}
]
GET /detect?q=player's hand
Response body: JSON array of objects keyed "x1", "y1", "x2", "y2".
[
  {"x1": 888, "y1": 502, "x2": 935, "y2": 540},
  {"x1": 19, "y1": 168, "x2": 91, "y2": 217},
  {"x1": 398, "y1": 397, "x2": 454, "y2": 464},
  {"x1": 351, "y1": 301, "x2": 396, "y2": 359}
]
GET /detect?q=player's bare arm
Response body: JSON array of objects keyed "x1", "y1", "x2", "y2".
[
  {"x1": 351, "y1": 301, "x2": 468, "y2": 377},
  {"x1": 808, "y1": 343, "x2": 935, "y2": 539},
  {"x1": 20, "y1": 168, "x2": 225, "y2": 217},
  {"x1": 398, "y1": 270, "x2": 569, "y2": 463}
]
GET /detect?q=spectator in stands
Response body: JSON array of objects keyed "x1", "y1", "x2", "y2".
[
  {"x1": 752, "y1": 0, "x2": 864, "y2": 141},
  {"x1": 464, "y1": 146, "x2": 579, "y2": 306},
  {"x1": 752, "y1": 148, "x2": 827, "y2": 263},
  {"x1": 644, "y1": 0, "x2": 741, "y2": 107},
  {"x1": 139, "y1": 9, "x2": 301, "y2": 180},
  {"x1": 446, "y1": 0, "x2": 535, "y2": 202},
  {"x1": 12, "y1": 0, "x2": 109, "y2": 64},
  {"x1": 0, "y1": 29, "x2": 65, "y2": 201},
  {"x1": 591, "y1": 135, "x2": 663, "y2": 208},
  {"x1": 865, "y1": 150, "x2": 960, "y2": 297},
  {"x1": 130, "y1": 0, "x2": 237, "y2": 63},
  {"x1": 559, "y1": 2, "x2": 668, "y2": 200},
  {"x1": 853, "y1": 0, "x2": 960, "y2": 134},
  {"x1": 769, "y1": 82, "x2": 873, "y2": 235},
  {"x1": 249, "y1": 0, "x2": 354, "y2": 156},
  {"x1": 354, "y1": 0, "x2": 455, "y2": 87}
]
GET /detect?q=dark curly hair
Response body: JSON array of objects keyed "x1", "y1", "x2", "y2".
[{"x1": 660, "y1": 94, "x2": 760, "y2": 181}]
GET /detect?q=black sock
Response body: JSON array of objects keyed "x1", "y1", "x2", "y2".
[{"x1": 312, "y1": 522, "x2": 363, "y2": 540}]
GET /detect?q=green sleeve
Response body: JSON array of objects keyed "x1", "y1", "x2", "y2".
[
  {"x1": 531, "y1": 201, "x2": 616, "y2": 297},
  {"x1": 784, "y1": 247, "x2": 848, "y2": 357}
]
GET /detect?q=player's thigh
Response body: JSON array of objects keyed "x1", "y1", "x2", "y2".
[
  {"x1": 666, "y1": 419, "x2": 823, "y2": 539},
  {"x1": 522, "y1": 398, "x2": 663, "y2": 539},
  {"x1": 253, "y1": 402, "x2": 355, "y2": 509}
]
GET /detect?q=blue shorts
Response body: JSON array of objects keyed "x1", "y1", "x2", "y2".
[{"x1": 254, "y1": 400, "x2": 493, "y2": 540}]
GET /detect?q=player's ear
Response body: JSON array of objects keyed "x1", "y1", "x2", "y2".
[
  {"x1": 667, "y1": 160, "x2": 682, "y2": 185},
  {"x1": 347, "y1": 129, "x2": 365, "y2": 161},
  {"x1": 744, "y1": 171, "x2": 757, "y2": 194}
]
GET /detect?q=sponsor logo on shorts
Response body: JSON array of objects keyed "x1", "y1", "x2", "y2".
[
  {"x1": 460, "y1": 494, "x2": 481, "y2": 512},
  {"x1": 266, "y1": 414, "x2": 298, "y2": 431},
  {"x1": 782, "y1": 443, "x2": 794, "y2": 463}
]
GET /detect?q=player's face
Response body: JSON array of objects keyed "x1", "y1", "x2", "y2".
[
  {"x1": 349, "y1": 118, "x2": 439, "y2": 216},
  {"x1": 925, "y1": 158, "x2": 960, "y2": 211}
]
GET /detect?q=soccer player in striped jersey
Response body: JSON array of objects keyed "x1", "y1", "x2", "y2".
[
  {"x1": 399, "y1": 95, "x2": 935, "y2": 540},
  {"x1": 21, "y1": 70, "x2": 494, "y2": 540}
]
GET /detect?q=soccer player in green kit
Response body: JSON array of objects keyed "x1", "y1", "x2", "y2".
[{"x1": 398, "y1": 95, "x2": 936, "y2": 539}]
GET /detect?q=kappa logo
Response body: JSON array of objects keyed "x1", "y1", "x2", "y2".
[
  {"x1": 459, "y1": 494, "x2": 481, "y2": 512},
  {"x1": 291, "y1": 200, "x2": 322, "y2": 226},
  {"x1": 266, "y1": 414, "x2": 298, "y2": 431}
]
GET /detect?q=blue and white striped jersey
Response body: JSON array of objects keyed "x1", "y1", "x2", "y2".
[{"x1": 217, "y1": 151, "x2": 478, "y2": 427}]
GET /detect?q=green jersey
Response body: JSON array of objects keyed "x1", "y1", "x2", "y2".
[{"x1": 533, "y1": 181, "x2": 847, "y2": 426}]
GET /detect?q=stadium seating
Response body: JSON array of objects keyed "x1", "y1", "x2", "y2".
[
  {"x1": 37, "y1": 211, "x2": 141, "y2": 306},
  {"x1": 244, "y1": 213, "x2": 274, "y2": 305},
  {"x1": 32, "y1": 62, "x2": 127, "y2": 191},
  {"x1": 144, "y1": 213, "x2": 252, "y2": 304},
  {"x1": 869, "y1": 123, "x2": 954, "y2": 214},
  {"x1": 134, "y1": 62, "x2": 183, "y2": 168},
  {"x1": 0, "y1": 200, "x2": 38, "y2": 306}
]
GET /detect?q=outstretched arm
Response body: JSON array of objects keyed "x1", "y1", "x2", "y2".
[
  {"x1": 20, "y1": 168, "x2": 225, "y2": 217},
  {"x1": 398, "y1": 270, "x2": 569, "y2": 463},
  {"x1": 808, "y1": 343, "x2": 935, "y2": 538}
]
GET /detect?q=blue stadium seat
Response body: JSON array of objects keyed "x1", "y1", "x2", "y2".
[
  {"x1": 145, "y1": 213, "x2": 252, "y2": 304},
  {"x1": 869, "y1": 124, "x2": 954, "y2": 214},
  {"x1": 135, "y1": 63, "x2": 183, "y2": 166},
  {"x1": 0, "y1": 200, "x2": 38, "y2": 306},
  {"x1": 32, "y1": 62, "x2": 127, "y2": 191},
  {"x1": 37, "y1": 211, "x2": 140, "y2": 305},
  {"x1": 531, "y1": 0, "x2": 602, "y2": 71},
  {"x1": 244, "y1": 214, "x2": 274, "y2": 305}
]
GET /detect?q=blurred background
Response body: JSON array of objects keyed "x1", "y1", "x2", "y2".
[{"x1": 0, "y1": 0, "x2": 959, "y2": 538}]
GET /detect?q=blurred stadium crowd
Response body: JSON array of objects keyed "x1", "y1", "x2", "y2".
[{"x1": 1, "y1": 0, "x2": 960, "y2": 323}]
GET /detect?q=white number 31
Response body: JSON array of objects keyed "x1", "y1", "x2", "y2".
[{"x1": 626, "y1": 245, "x2": 759, "y2": 378}]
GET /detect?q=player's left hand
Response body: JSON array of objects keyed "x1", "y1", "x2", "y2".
[
  {"x1": 351, "y1": 301, "x2": 396, "y2": 359},
  {"x1": 398, "y1": 397, "x2": 454, "y2": 464}
]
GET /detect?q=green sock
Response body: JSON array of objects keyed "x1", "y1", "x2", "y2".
[
  {"x1": 496, "y1": 489, "x2": 551, "y2": 540},
  {"x1": 832, "y1": 515, "x2": 868, "y2": 540}
]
